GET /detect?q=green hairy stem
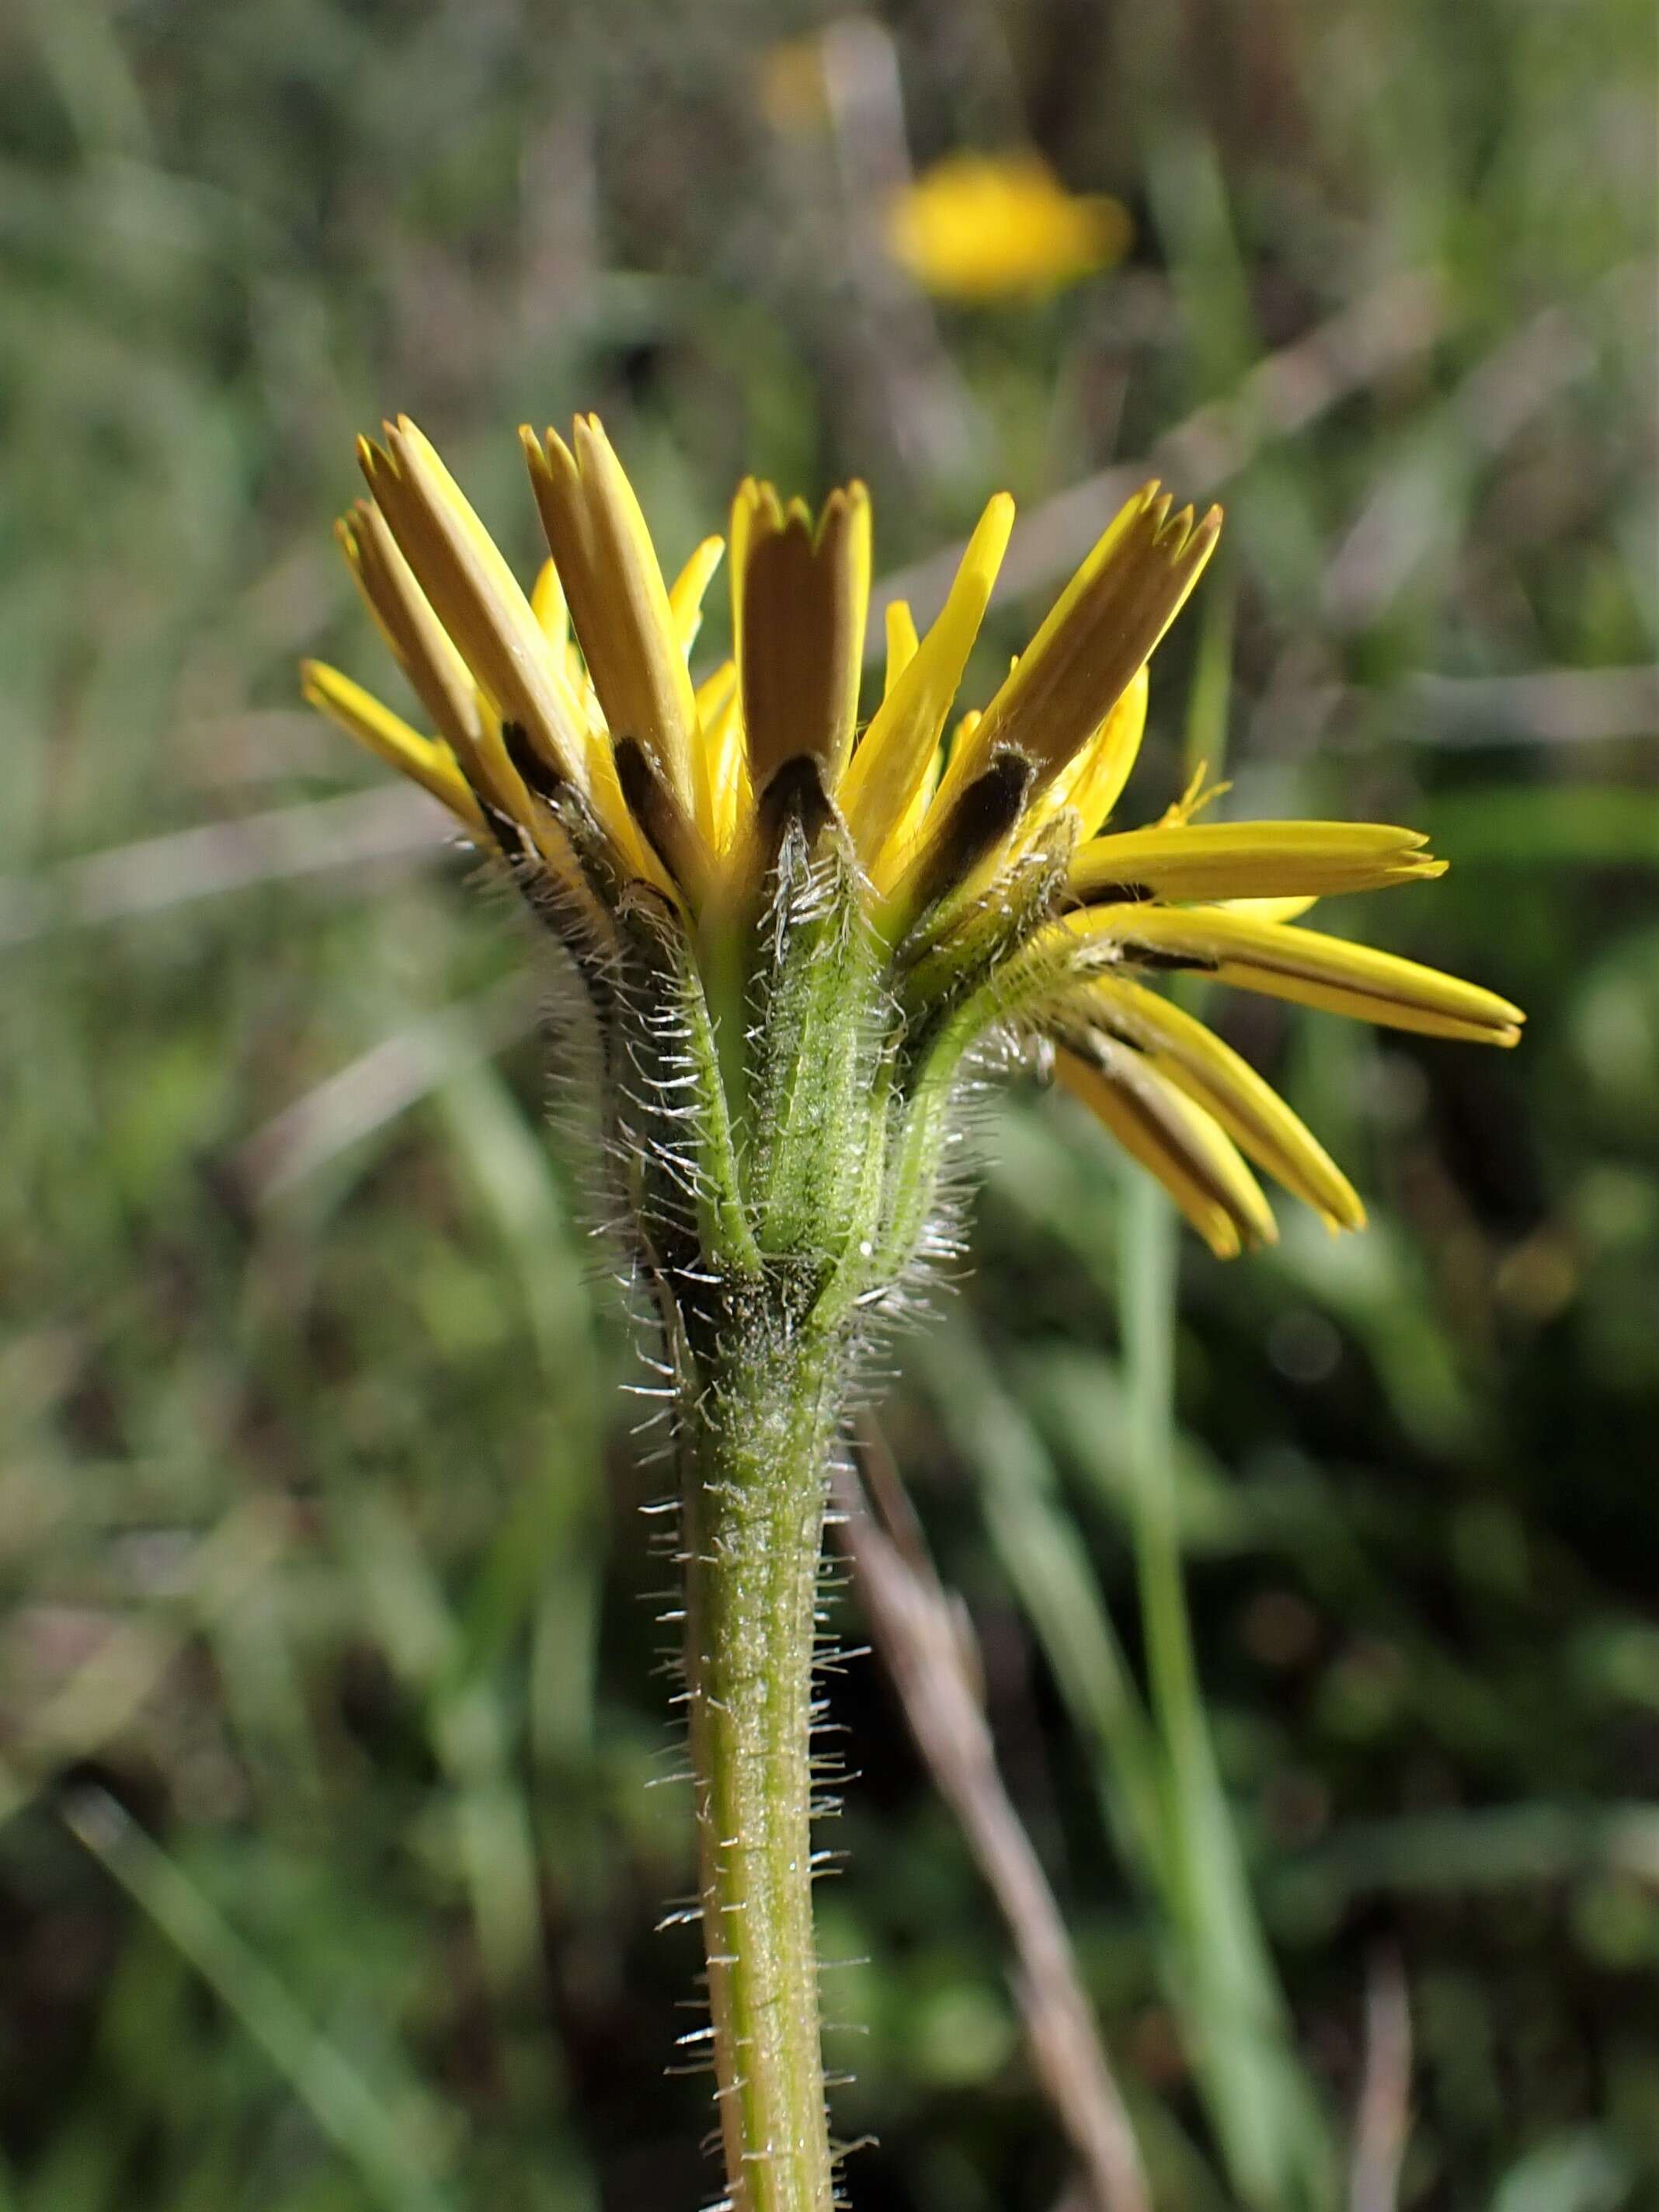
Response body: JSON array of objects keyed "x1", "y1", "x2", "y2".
[
  {"x1": 607, "y1": 817, "x2": 1059, "y2": 2208},
  {"x1": 680, "y1": 1323, "x2": 847, "y2": 2212}
]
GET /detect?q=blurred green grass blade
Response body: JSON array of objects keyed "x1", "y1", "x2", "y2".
[
  {"x1": 332, "y1": 1488, "x2": 459, "y2": 1685},
  {"x1": 918, "y1": 1308, "x2": 1333, "y2": 2206},
  {"x1": 206, "y1": 1577, "x2": 327, "y2": 1824},
  {"x1": 433, "y1": 1057, "x2": 600, "y2": 1383},
  {"x1": 1013, "y1": 1342, "x2": 1242, "y2": 1549},
  {"x1": 64, "y1": 1789, "x2": 456, "y2": 2212},
  {"x1": 1184, "y1": 551, "x2": 1237, "y2": 786},
  {"x1": 1490, "y1": 2128, "x2": 1634, "y2": 2212},
  {"x1": 16, "y1": 0, "x2": 155, "y2": 160},
  {"x1": 1423, "y1": 785, "x2": 1659, "y2": 868},
  {"x1": 0, "y1": 1500, "x2": 289, "y2": 1831},
  {"x1": 1264, "y1": 1210, "x2": 1480, "y2": 1458},
  {"x1": 1115, "y1": 543, "x2": 1327, "y2": 2204},
  {"x1": 1272, "y1": 1800, "x2": 1659, "y2": 1917},
  {"x1": 1119, "y1": 1166, "x2": 1336, "y2": 2211},
  {"x1": 430, "y1": 1678, "x2": 548, "y2": 2008},
  {"x1": 330, "y1": 1486, "x2": 554, "y2": 2009},
  {"x1": 433, "y1": 1059, "x2": 606, "y2": 1761},
  {"x1": 1146, "y1": 129, "x2": 1258, "y2": 396},
  {"x1": 910, "y1": 1325, "x2": 1164, "y2": 1882}
]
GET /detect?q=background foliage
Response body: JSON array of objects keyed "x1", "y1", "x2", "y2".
[{"x1": 2, "y1": 1, "x2": 1655, "y2": 2207}]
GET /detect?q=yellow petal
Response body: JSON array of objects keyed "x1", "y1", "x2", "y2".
[
  {"x1": 841, "y1": 492, "x2": 1013, "y2": 867},
  {"x1": 336, "y1": 501, "x2": 550, "y2": 831},
  {"x1": 1038, "y1": 666, "x2": 1148, "y2": 843},
  {"x1": 364, "y1": 418, "x2": 654, "y2": 880},
  {"x1": 1069, "y1": 820, "x2": 1446, "y2": 905},
  {"x1": 736, "y1": 478, "x2": 872, "y2": 794},
  {"x1": 1066, "y1": 904, "x2": 1525, "y2": 1044},
  {"x1": 929, "y1": 485, "x2": 1219, "y2": 845},
  {"x1": 669, "y1": 535, "x2": 725, "y2": 659},
  {"x1": 882, "y1": 709, "x2": 976, "y2": 874},
  {"x1": 1055, "y1": 1043, "x2": 1276, "y2": 1258},
  {"x1": 696, "y1": 661, "x2": 750, "y2": 854},
  {"x1": 1223, "y1": 896, "x2": 1320, "y2": 924},
  {"x1": 884, "y1": 600, "x2": 920, "y2": 699},
  {"x1": 1064, "y1": 975, "x2": 1365, "y2": 1231},
  {"x1": 694, "y1": 657, "x2": 738, "y2": 724},
  {"x1": 360, "y1": 422, "x2": 589, "y2": 797},
  {"x1": 523, "y1": 416, "x2": 710, "y2": 837},
  {"x1": 875, "y1": 489, "x2": 1203, "y2": 920},
  {"x1": 300, "y1": 661, "x2": 484, "y2": 833},
  {"x1": 336, "y1": 500, "x2": 479, "y2": 758},
  {"x1": 530, "y1": 558, "x2": 570, "y2": 655}
]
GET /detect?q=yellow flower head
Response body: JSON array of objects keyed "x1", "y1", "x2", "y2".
[
  {"x1": 885, "y1": 151, "x2": 1132, "y2": 301},
  {"x1": 304, "y1": 415, "x2": 1522, "y2": 1261}
]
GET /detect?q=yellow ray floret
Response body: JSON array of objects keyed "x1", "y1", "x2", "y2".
[
  {"x1": 530, "y1": 558, "x2": 603, "y2": 736},
  {"x1": 952, "y1": 483, "x2": 1218, "y2": 796},
  {"x1": 669, "y1": 536, "x2": 726, "y2": 659},
  {"x1": 842, "y1": 494, "x2": 1014, "y2": 876},
  {"x1": 696, "y1": 661, "x2": 748, "y2": 856},
  {"x1": 1068, "y1": 820, "x2": 1446, "y2": 906},
  {"x1": 882, "y1": 602, "x2": 920, "y2": 697},
  {"x1": 732, "y1": 478, "x2": 871, "y2": 795},
  {"x1": 1036, "y1": 666, "x2": 1149, "y2": 847},
  {"x1": 1056, "y1": 1043, "x2": 1277, "y2": 1259},
  {"x1": 1058, "y1": 975, "x2": 1365, "y2": 1232},
  {"x1": 360, "y1": 422, "x2": 585, "y2": 788},
  {"x1": 300, "y1": 661, "x2": 485, "y2": 833},
  {"x1": 886, "y1": 489, "x2": 1218, "y2": 913},
  {"x1": 530, "y1": 557, "x2": 572, "y2": 653},
  {"x1": 360, "y1": 417, "x2": 650, "y2": 877},
  {"x1": 336, "y1": 499, "x2": 480, "y2": 759},
  {"x1": 1223, "y1": 896, "x2": 1321, "y2": 925},
  {"x1": 522, "y1": 416, "x2": 711, "y2": 838},
  {"x1": 1062, "y1": 904, "x2": 1525, "y2": 1044},
  {"x1": 880, "y1": 708, "x2": 975, "y2": 871}
]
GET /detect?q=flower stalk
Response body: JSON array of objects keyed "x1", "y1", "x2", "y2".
[
  {"x1": 638, "y1": 832, "x2": 907, "y2": 2210},
  {"x1": 681, "y1": 1323, "x2": 844, "y2": 2211}
]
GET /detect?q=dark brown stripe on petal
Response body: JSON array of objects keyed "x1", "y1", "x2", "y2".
[
  {"x1": 614, "y1": 735, "x2": 710, "y2": 907},
  {"x1": 1212, "y1": 944, "x2": 1514, "y2": 1027},
  {"x1": 502, "y1": 718, "x2": 566, "y2": 808},
  {"x1": 909, "y1": 749, "x2": 1034, "y2": 913},
  {"x1": 756, "y1": 752, "x2": 836, "y2": 854},
  {"x1": 1119, "y1": 942, "x2": 1219, "y2": 975}
]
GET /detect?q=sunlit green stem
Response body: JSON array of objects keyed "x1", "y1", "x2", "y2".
[{"x1": 681, "y1": 1318, "x2": 845, "y2": 2212}]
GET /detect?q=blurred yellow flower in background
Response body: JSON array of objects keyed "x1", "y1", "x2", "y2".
[{"x1": 886, "y1": 151, "x2": 1132, "y2": 301}]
